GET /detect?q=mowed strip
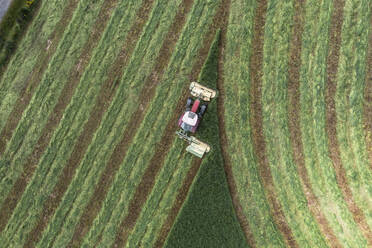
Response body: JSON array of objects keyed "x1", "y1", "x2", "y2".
[
  {"x1": 287, "y1": 0, "x2": 341, "y2": 246},
  {"x1": 334, "y1": 0, "x2": 372, "y2": 232},
  {"x1": 82, "y1": 2, "x2": 222, "y2": 246},
  {"x1": 35, "y1": 0, "x2": 192, "y2": 246},
  {"x1": 0, "y1": 0, "x2": 119, "y2": 237},
  {"x1": 249, "y1": 0, "x2": 297, "y2": 247},
  {"x1": 325, "y1": 0, "x2": 372, "y2": 243},
  {"x1": 0, "y1": 1, "x2": 145, "y2": 247},
  {"x1": 214, "y1": 0, "x2": 256, "y2": 246},
  {"x1": 364, "y1": 3, "x2": 372, "y2": 168},
  {"x1": 0, "y1": 0, "x2": 79, "y2": 154}
]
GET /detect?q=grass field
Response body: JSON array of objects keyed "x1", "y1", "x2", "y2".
[{"x1": 0, "y1": 0, "x2": 371, "y2": 247}]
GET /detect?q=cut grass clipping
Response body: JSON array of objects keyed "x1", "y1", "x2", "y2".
[{"x1": 164, "y1": 30, "x2": 249, "y2": 248}]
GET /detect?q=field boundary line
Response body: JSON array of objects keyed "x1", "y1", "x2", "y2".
[
  {"x1": 249, "y1": 0, "x2": 298, "y2": 247},
  {"x1": 0, "y1": 0, "x2": 120, "y2": 238},
  {"x1": 287, "y1": 0, "x2": 342, "y2": 247},
  {"x1": 325, "y1": 0, "x2": 372, "y2": 244},
  {"x1": 0, "y1": 0, "x2": 79, "y2": 155},
  {"x1": 216, "y1": 0, "x2": 256, "y2": 247},
  {"x1": 364, "y1": 4, "x2": 372, "y2": 169}
]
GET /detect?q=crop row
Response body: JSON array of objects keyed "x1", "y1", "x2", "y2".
[
  {"x1": 0, "y1": 0, "x2": 145, "y2": 246},
  {"x1": 335, "y1": 0, "x2": 372, "y2": 230},
  {"x1": 224, "y1": 0, "x2": 286, "y2": 247},
  {"x1": 300, "y1": 0, "x2": 368, "y2": 246},
  {"x1": 0, "y1": 0, "x2": 72, "y2": 129}
]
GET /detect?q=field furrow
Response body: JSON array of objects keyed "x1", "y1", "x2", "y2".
[
  {"x1": 287, "y1": 0, "x2": 341, "y2": 246},
  {"x1": 0, "y1": 1, "x2": 145, "y2": 246},
  {"x1": 216, "y1": 0, "x2": 256, "y2": 246},
  {"x1": 0, "y1": 0, "x2": 119, "y2": 238},
  {"x1": 0, "y1": 0, "x2": 78, "y2": 153},
  {"x1": 300, "y1": 0, "x2": 368, "y2": 246},
  {"x1": 335, "y1": 0, "x2": 372, "y2": 239},
  {"x1": 249, "y1": 0, "x2": 298, "y2": 247},
  {"x1": 325, "y1": 0, "x2": 372, "y2": 243}
]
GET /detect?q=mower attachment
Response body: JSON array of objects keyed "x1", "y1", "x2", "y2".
[
  {"x1": 189, "y1": 82, "x2": 217, "y2": 102},
  {"x1": 176, "y1": 130, "x2": 210, "y2": 158}
]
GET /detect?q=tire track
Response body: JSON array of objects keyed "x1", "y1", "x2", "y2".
[
  {"x1": 216, "y1": 0, "x2": 256, "y2": 247},
  {"x1": 288, "y1": 1, "x2": 342, "y2": 247},
  {"x1": 113, "y1": 2, "x2": 234, "y2": 247},
  {"x1": 365, "y1": 8, "x2": 372, "y2": 169},
  {"x1": 0, "y1": 0, "x2": 79, "y2": 155},
  {"x1": 325, "y1": 0, "x2": 372, "y2": 244},
  {"x1": 249, "y1": 0, "x2": 298, "y2": 247}
]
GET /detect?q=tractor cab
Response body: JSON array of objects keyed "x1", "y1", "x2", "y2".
[{"x1": 176, "y1": 82, "x2": 217, "y2": 158}]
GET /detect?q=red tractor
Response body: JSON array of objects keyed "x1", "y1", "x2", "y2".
[{"x1": 176, "y1": 82, "x2": 217, "y2": 158}]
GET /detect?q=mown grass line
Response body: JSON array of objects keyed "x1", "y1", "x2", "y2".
[
  {"x1": 0, "y1": 0, "x2": 119, "y2": 238},
  {"x1": 335, "y1": 0, "x2": 372, "y2": 235},
  {"x1": 325, "y1": 0, "x2": 372, "y2": 243},
  {"x1": 249, "y1": 0, "x2": 297, "y2": 246},
  {"x1": 216, "y1": 0, "x2": 256, "y2": 246},
  {"x1": 20, "y1": 1, "x2": 125, "y2": 247},
  {"x1": 58, "y1": 1, "x2": 156, "y2": 247},
  {"x1": 287, "y1": 0, "x2": 341, "y2": 246},
  {"x1": 0, "y1": 0, "x2": 146, "y2": 246},
  {"x1": 35, "y1": 0, "x2": 191, "y2": 246},
  {"x1": 109, "y1": 1, "x2": 197, "y2": 246},
  {"x1": 0, "y1": 0, "x2": 79, "y2": 155},
  {"x1": 364, "y1": 3, "x2": 372, "y2": 169}
]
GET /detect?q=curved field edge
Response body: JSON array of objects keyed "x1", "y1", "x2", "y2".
[{"x1": 164, "y1": 28, "x2": 249, "y2": 248}]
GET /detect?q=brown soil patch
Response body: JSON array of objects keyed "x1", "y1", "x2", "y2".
[
  {"x1": 0, "y1": 0, "x2": 80, "y2": 232},
  {"x1": 364, "y1": 9, "x2": 372, "y2": 169},
  {"x1": 0, "y1": 0, "x2": 79, "y2": 155},
  {"x1": 325, "y1": 0, "x2": 372, "y2": 245},
  {"x1": 249, "y1": 0, "x2": 298, "y2": 247},
  {"x1": 153, "y1": 158, "x2": 201, "y2": 248},
  {"x1": 215, "y1": 0, "x2": 256, "y2": 247},
  {"x1": 287, "y1": 1, "x2": 342, "y2": 247},
  {"x1": 21, "y1": 0, "x2": 131, "y2": 246}
]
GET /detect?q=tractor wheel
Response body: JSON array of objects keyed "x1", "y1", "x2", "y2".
[
  {"x1": 198, "y1": 104, "x2": 207, "y2": 117},
  {"x1": 186, "y1": 97, "x2": 193, "y2": 111}
]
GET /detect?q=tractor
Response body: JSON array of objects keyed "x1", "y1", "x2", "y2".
[{"x1": 176, "y1": 82, "x2": 217, "y2": 158}]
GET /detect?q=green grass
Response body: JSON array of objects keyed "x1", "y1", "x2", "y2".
[
  {"x1": 223, "y1": 0, "x2": 287, "y2": 247},
  {"x1": 261, "y1": 0, "x2": 328, "y2": 246},
  {"x1": 0, "y1": 1, "x2": 145, "y2": 246},
  {"x1": 335, "y1": 0, "x2": 372, "y2": 230},
  {"x1": 164, "y1": 29, "x2": 249, "y2": 248},
  {"x1": 299, "y1": 0, "x2": 368, "y2": 246},
  {"x1": 0, "y1": 0, "x2": 107, "y2": 209}
]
